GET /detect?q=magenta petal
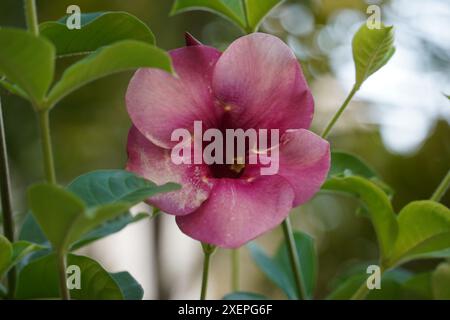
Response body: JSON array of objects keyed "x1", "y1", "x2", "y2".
[
  {"x1": 126, "y1": 45, "x2": 223, "y2": 148},
  {"x1": 176, "y1": 176, "x2": 295, "y2": 248},
  {"x1": 213, "y1": 33, "x2": 314, "y2": 132},
  {"x1": 277, "y1": 129, "x2": 330, "y2": 206},
  {"x1": 126, "y1": 126, "x2": 213, "y2": 215}
]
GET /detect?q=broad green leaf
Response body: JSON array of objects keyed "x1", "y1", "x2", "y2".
[
  {"x1": 327, "y1": 151, "x2": 393, "y2": 196},
  {"x1": 275, "y1": 231, "x2": 317, "y2": 299},
  {"x1": 432, "y1": 262, "x2": 450, "y2": 299},
  {"x1": 327, "y1": 265, "x2": 411, "y2": 300},
  {"x1": 40, "y1": 11, "x2": 155, "y2": 57},
  {"x1": 248, "y1": 233, "x2": 316, "y2": 300},
  {"x1": 223, "y1": 292, "x2": 268, "y2": 300},
  {"x1": 0, "y1": 235, "x2": 13, "y2": 278},
  {"x1": 245, "y1": 0, "x2": 284, "y2": 32},
  {"x1": 247, "y1": 242, "x2": 296, "y2": 299},
  {"x1": 15, "y1": 253, "x2": 123, "y2": 299},
  {"x1": 402, "y1": 272, "x2": 433, "y2": 300},
  {"x1": 67, "y1": 170, "x2": 179, "y2": 207},
  {"x1": 27, "y1": 184, "x2": 86, "y2": 251},
  {"x1": 352, "y1": 23, "x2": 395, "y2": 88},
  {"x1": 10, "y1": 241, "x2": 43, "y2": 269},
  {"x1": 25, "y1": 171, "x2": 179, "y2": 251},
  {"x1": 19, "y1": 214, "x2": 50, "y2": 247},
  {"x1": 47, "y1": 40, "x2": 172, "y2": 107},
  {"x1": 110, "y1": 271, "x2": 144, "y2": 300},
  {"x1": 322, "y1": 176, "x2": 398, "y2": 260},
  {"x1": 19, "y1": 212, "x2": 148, "y2": 250},
  {"x1": 328, "y1": 151, "x2": 377, "y2": 179},
  {"x1": 171, "y1": 0, "x2": 246, "y2": 31},
  {"x1": 327, "y1": 269, "x2": 411, "y2": 300},
  {"x1": 0, "y1": 237, "x2": 43, "y2": 280},
  {"x1": 0, "y1": 29, "x2": 54, "y2": 105},
  {"x1": 386, "y1": 201, "x2": 450, "y2": 267},
  {"x1": 28, "y1": 184, "x2": 131, "y2": 252},
  {"x1": 72, "y1": 213, "x2": 149, "y2": 250}
]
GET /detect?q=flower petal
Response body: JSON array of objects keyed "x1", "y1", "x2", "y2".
[
  {"x1": 176, "y1": 175, "x2": 295, "y2": 248},
  {"x1": 213, "y1": 33, "x2": 313, "y2": 132},
  {"x1": 277, "y1": 129, "x2": 330, "y2": 206},
  {"x1": 126, "y1": 126, "x2": 213, "y2": 215},
  {"x1": 126, "y1": 45, "x2": 223, "y2": 148}
]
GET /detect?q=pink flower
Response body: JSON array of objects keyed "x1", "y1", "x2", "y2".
[{"x1": 126, "y1": 33, "x2": 330, "y2": 248}]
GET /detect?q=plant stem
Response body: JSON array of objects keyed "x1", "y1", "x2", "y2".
[
  {"x1": 37, "y1": 110, "x2": 56, "y2": 184},
  {"x1": 200, "y1": 243, "x2": 216, "y2": 300},
  {"x1": 241, "y1": 0, "x2": 253, "y2": 34},
  {"x1": 0, "y1": 97, "x2": 16, "y2": 299},
  {"x1": 430, "y1": 170, "x2": 450, "y2": 202},
  {"x1": 281, "y1": 217, "x2": 307, "y2": 299},
  {"x1": 24, "y1": 0, "x2": 39, "y2": 36},
  {"x1": 57, "y1": 251, "x2": 70, "y2": 300},
  {"x1": 350, "y1": 280, "x2": 370, "y2": 300},
  {"x1": 231, "y1": 249, "x2": 240, "y2": 291},
  {"x1": 351, "y1": 265, "x2": 385, "y2": 300},
  {"x1": 321, "y1": 85, "x2": 359, "y2": 139}
]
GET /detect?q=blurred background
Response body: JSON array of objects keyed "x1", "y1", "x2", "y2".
[{"x1": 0, "y1": 0, "x2": 449, "y2": 299}]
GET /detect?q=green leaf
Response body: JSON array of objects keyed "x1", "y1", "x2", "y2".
[
  {"x1": 327, "y1": 268, "x2": 411, "y2": 300},
  {"x1": 0, "y1": 236, "x2": 43, "y2": 281},
  {"x1": 275, "y1": 231, "x2": 317, "y2": 299},
  {"x1": 432, "y1": 262, "x2": 450, "y2": 299},
  {"x1": 67, "y1": 170, "x2": 179, "y2": 207},
  {"x1": 15, "y1": 253, "x2": 123, "y2": 299},
  {"x1": 27, "y1": 183, "x2": 86, "y2": 251},
  {"x1": 19, "y1": 210, "x2": 148, "y2": 250},
  {"x1": 402, "y1": 272, "x2": 433, "y2": 299},
  {"x1": 171, "y1": 0, "x2": 247, "y2": 31},
  {"x1": 0, "y1": 29, "x2": 54, "y2": 105},
  {"x1": 0, "y1": 235, "x2": 13, "y2": 279},
  {"x1": 248, "y1": 232, "x2": 316, "y2": 300},
  {"x1": 40, "y1": 11, "x2": 155, "y2": 57},
  {"x1": 110, "y1": 271, "x2": 144, "y2": 300},
  {"x1": 245, "y1": 0, "x2": 284, "y2": 32},
  {"x1": 386, "y1": 201, "x2": 450, "y2": 267},
  {"x1": 19, "y1": 214, "x2": 50, "y2": 247},
  {"x1": 328, "y1": 151, "x2": 378, "y2": 179},
  {"x1": 322, "y1": 176, "x2": 398, "y2": 260},
  {"x1": 25, "y1": 171, "x2": 179, "y2": 251},
  {"x1": 47, "y1": 40, "x2": 172, "y2": 107},
  {"x1": 352, "y1": 23, "x2": 395, "y2": 88},
  {"x1": 247, "y1": 242, "x2": 296, "y2": 299},
  {"x1": 223, "y1": 292, "x2": 268, "y2": 300},
  {"x1": 327, "y1": 151, "x2": 393, "y2": 196},
  {"x1": 72, "y1": 213, "x2": 149, "y2": 250}
]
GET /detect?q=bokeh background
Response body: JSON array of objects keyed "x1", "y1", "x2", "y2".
[{"x1": 0, "y1": 0, "x2": 449, "y2": 299}]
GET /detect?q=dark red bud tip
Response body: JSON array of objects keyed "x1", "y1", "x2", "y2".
[{"x1": 185, "y1": 32, "x2": 203, "y2": 46}]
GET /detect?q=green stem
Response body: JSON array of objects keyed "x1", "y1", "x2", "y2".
[
  {"x1": 241, "y1": 0, "x2": 253, "y2": 34},
  {"x1": 57, "y1": 251, "x2": 70, "y2": 300},
  {"x1": 430, "y1": 170, "x2": 450, "y2": 202},
  {"x1": 37, "y1": 110, "x2": 56, "y2": 184},
  {"x1": 321, "y1": 85, "x2": 359, "y2": 139},
  {"x1": 231, "y1": 249, "x2": 240, "y2": 291},
  {"x1": 350, "y1": 281, "x2": 370, "y2": 300},
  {"x1": 351, "y1": 267, "x2": 385, "y2": 300},
  {"x1": 24, "y1": 0, "x2": 39, "y2": 36},
  {"x1": 200, "y1": 243, "x2": 216, "y2": 300},
  {"x1": 281, "y1": 217, "x2": 307, "y2": 299},
  {"x1": 0, "y1": 97, "x2": 16, "y2": 299}
]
